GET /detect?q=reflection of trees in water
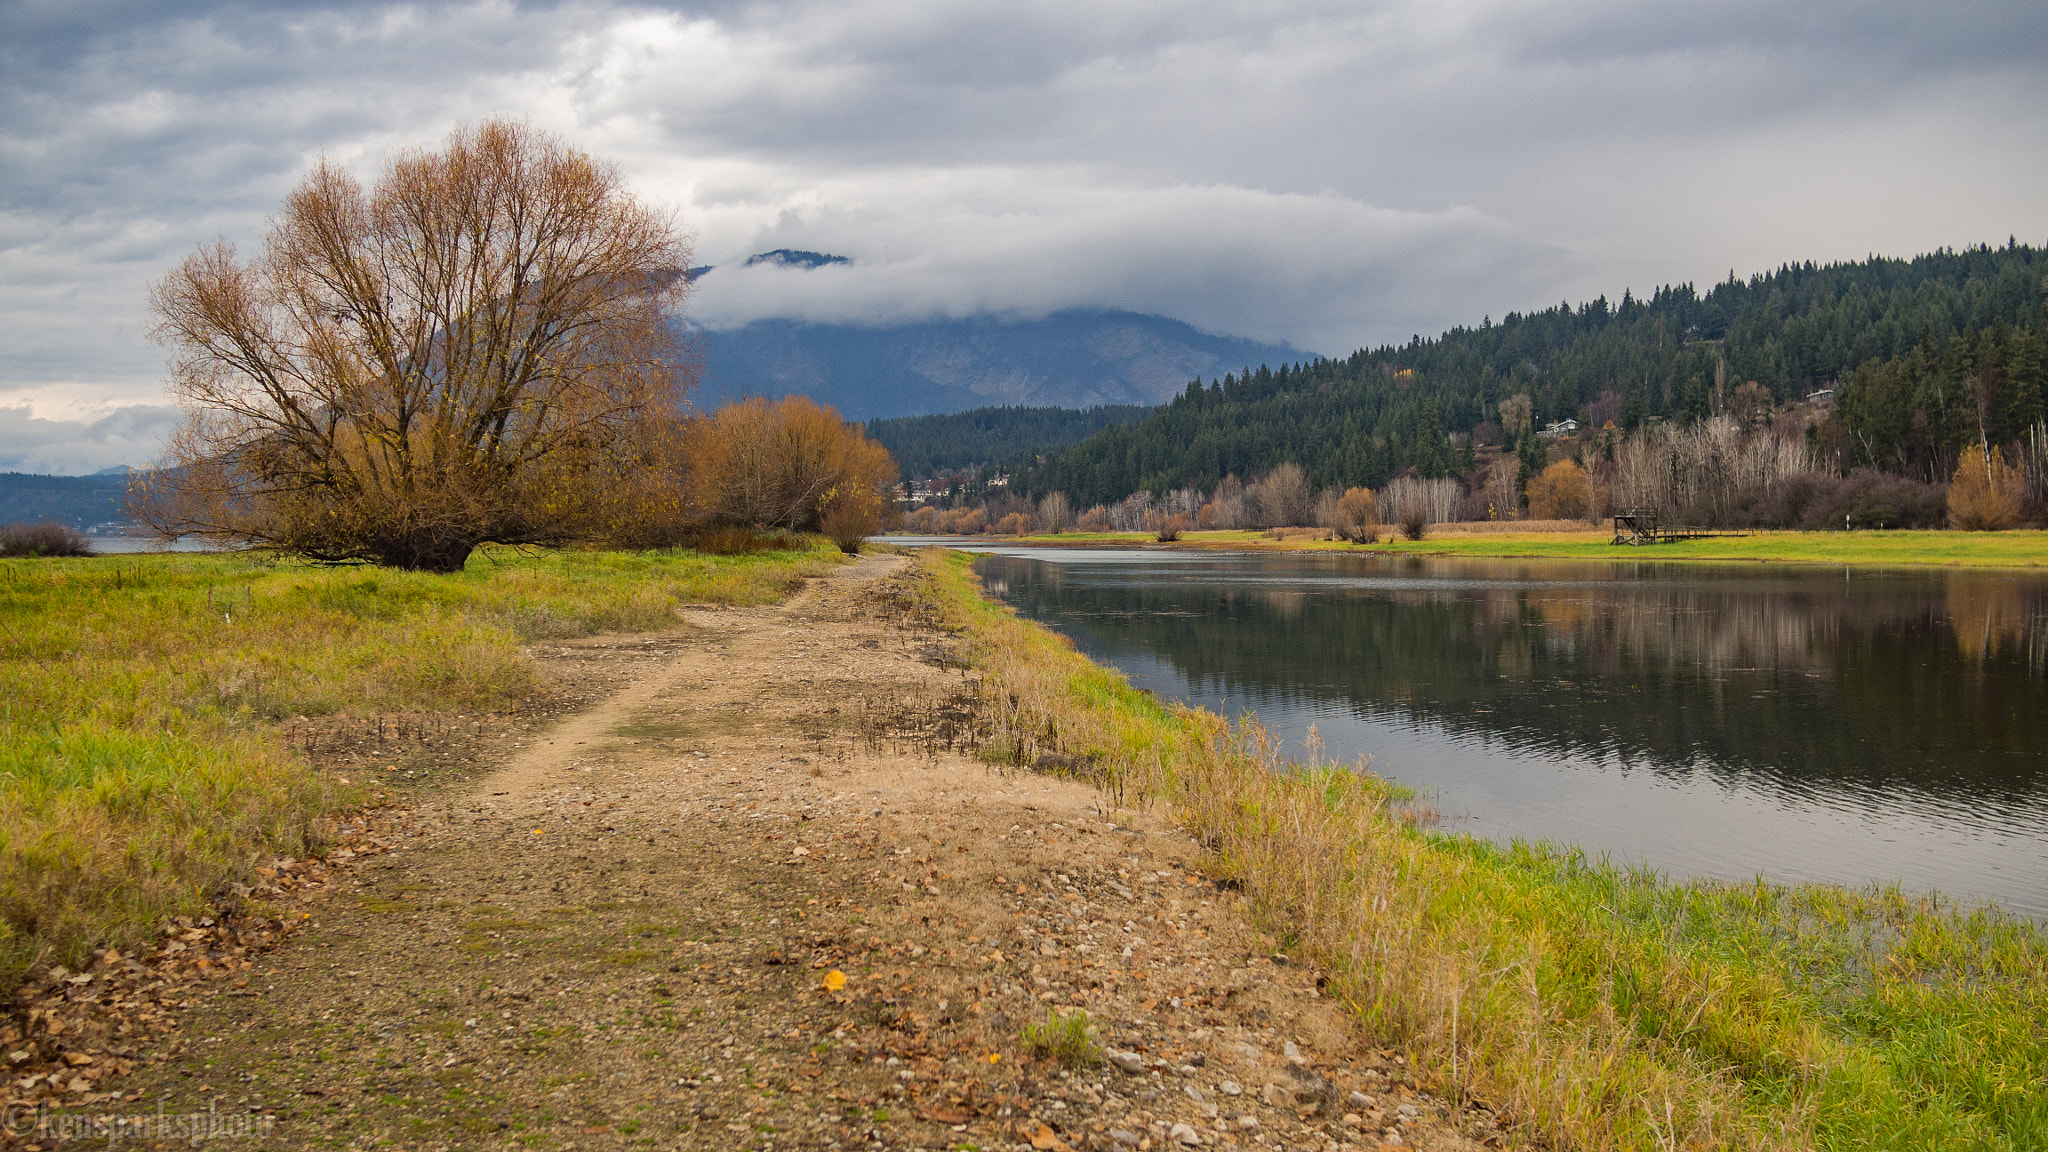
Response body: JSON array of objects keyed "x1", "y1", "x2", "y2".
[
  {"x1": 1947, "y1": 579, "x2": 2048, "y2": 665},
  {"x1": 984, "y1": 557, "x2": 2048, "y2": 802}
]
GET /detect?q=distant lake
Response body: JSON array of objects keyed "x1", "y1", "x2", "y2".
[
  {"x1": 945, "y1": 545, "x2": 2048, "y2": 918},
  {"x1": 86, "y1": 536, "x2": 222, "y2": 554}
]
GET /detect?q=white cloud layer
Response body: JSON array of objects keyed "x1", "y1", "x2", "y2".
[
  {"x1": 0, "y1": 403, "x2": 181, "y2": 476},
  {"x1": 3, "y1": 0, "x2": 2046, "y2": 468}
]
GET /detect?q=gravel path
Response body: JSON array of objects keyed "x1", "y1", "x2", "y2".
[{"x1": 37, "y1": 554, "x2": 1504, "y2": 1151}]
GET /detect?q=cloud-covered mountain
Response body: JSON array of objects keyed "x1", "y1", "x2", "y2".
[{"x1": 693, "y1": 309, "x2": 1306, "y2": 420}]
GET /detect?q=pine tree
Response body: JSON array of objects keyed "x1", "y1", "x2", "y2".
[{"x1": 2001, "y1": 325, "x2": 2044, "y2": 440}]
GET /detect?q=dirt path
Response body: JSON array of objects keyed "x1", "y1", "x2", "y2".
[{"x1": 43, "y1": 555, "x2": 1504, "y2": 1152}]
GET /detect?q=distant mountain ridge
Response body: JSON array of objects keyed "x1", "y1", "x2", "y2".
[
  {"x1": 692, "y1": 309, "x2": 1306, "y2": 420},
  {"x1": 741, "y1": 250, "x2": 850, "y2": 269},
  {"x1": 0, "y1": 472, "x2": 131, "y2": 528}
]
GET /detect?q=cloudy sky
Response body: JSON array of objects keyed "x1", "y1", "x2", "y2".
[{"x1": 4, "y1": 0, "x2": 2046, "y2": 472}]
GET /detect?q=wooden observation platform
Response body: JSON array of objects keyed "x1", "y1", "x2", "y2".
[{"x1": 1610, "y1": 508, "x2": 1747, "y2": 545}]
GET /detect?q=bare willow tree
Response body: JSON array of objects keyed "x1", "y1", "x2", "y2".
[{"x1": 136, "y1": 119, "x2": 693, "y2": 571}]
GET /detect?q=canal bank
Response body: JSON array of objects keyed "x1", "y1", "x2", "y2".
[
  {"x1": 917, "y1": 547, "x2": 2048, "y2": 1152},
  {"x1": 11, "y1": 550, "x2": 1492, "y2": 1151},
  {"x1": 884, "y1": 528, "x2": 2048, "y2": 570}
]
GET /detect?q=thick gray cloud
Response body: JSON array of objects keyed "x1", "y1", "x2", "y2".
[
  {"x1": 0, "y1": 403, "x2": 180, "y2": 475},
  {"x1": 3, "y1": 0, "x2": 2046, "y2": 469}
]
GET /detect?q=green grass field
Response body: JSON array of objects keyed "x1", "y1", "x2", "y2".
[
  {"x1": 0, "y1": 543, "x2": 840, "y2": 983},
  {"x1": 916, "y1": 547, "x2": 2048, "y2": 1152},
  {"x1": 951, "y1": 527, "x2": 2048, "y2": 568}
]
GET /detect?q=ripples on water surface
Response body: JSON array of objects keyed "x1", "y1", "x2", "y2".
[{"x1": 934, "y1": 543, "x2": 2048, "y2": 917}]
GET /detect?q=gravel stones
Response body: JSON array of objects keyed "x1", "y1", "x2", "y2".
[
  {"x1": 1106, "y1": 1048, "x2": 1149, "y2": 1074},
  {"x1": 70, "y1": 558, "x2": 1498, "y2": 1151}
]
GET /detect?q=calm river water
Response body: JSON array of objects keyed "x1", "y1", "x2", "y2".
[{"x1": 931, "y1": 544, "x2": 2048, "y2": 917}]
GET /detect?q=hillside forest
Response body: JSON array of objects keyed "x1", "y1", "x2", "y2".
[
  {"x1": 902, "y1": 242, "x2": 2048, "y2": 534},
  {"x1": 866, "y1": 404, "x2": 1150, "y2": 477}
]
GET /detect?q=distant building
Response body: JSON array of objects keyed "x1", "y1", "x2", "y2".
[
  {"x1": 1537, "y1": 418, "x2": 1579, "y2": 439},
  {"x1": 1805, "y1": 388, "x2": 1835, "y2": 403}
]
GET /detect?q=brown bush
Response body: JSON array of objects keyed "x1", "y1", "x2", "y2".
[
  {"x1": 903, "y1": 506, "x2": 942, "y2": 533},
  {"x1": 689, "y1": 395, "x2": 898, "y2": 539},
  {"x1": 137, "y1": 119, "x2": 692, "y2": 572},
  {"x1": 1076, "y1": 505, "x2": 1109, "y2": 533},
  {"x1": 1154, "y1": 513, "x2": 1189, "y2": 542},
  {"x1": 1331, "y1": 487, "x2": 1379, "y2": 543},
  {"x1": 0, "y1": 520, "x2": 95, "y2": 558},
  {"x1": 584, "y1": 412, "x2": 699, "y2": 550},
  {"x1": 1720, "y1": 468, "x2": 1948, "y2": 529},
  {"x1": 1525, "y1": 459, "x2": 1593, "y2": 520},
  {"x1": 994, "y1": 512, "x2": 1034, "y2": 536},
  {"x1": 940, "y1": 507, "x2": 987, "y2": 534},
  {"x1": 1949, "y1": 445, "x2": 2025, "y2": 530}
]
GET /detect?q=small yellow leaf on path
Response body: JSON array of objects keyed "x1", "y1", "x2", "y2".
[
  {"x1": 987, "y1": 1052, "x2": 1001, "y2": 1064},
  {"x1": 823, "y1": 969, "x2": 847, "y2": 992},
  {"x1": 533, "y1": 829, "x2": 544, "y2": 835},
  {"x1": 1029, "y1": 1124, "x2": 1072, "y2": 1150}
]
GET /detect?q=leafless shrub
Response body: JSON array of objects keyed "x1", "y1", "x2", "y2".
[
  {"x1": 0, "y1": 520, "x2": 95, "y2": 558},
  {"x1": 1382, "y1": 476, "x2": 1459, "y2": 528},
  {"x1": 1036, "y1": 492, "x2": 1072, "y2": 534},
  {"x1": 1203, "y1": 474, "x2": 1250, "y2": 529},
  {"x1": 1106, "y1": 492, "x2": 1155, "y2": 532},
  {"x1": 1248, "y1": 463, "x2": 1312, "y2": 527},
  {"x1": 1614, "y1": 418, "x2": 1816, "y2": 526}
]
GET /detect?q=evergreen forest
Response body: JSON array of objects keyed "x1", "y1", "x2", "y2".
[
  {"x1": 1015, "y1": 243, "x2": 2048, "y2": 509},
  {"x1": 866, "y1": 404, "x2": 1152, "y2": 478}
]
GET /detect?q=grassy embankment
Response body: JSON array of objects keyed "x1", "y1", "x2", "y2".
[
  {"x1": 0, "y1": 543, "x2": 839, "y2": 985},
  {"x1": 959, "y1": 528, "x2": 2048, "y2": 568},
  {"x1": 914, "y1": 547, "x2": 2048, "y2": 1151}
]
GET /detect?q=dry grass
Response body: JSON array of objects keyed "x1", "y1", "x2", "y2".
[
  {"x1": 1424, "y1": 519, "x2": 1607, "y2": 535},
  {"x1": 1019, "y1": 1008, "x2": 1102, "y2": 1068},
  {"x1": 0, "y1": 542, "x2": 840, "y2": 985},
  {"x1": 914, "y1": 546, "x2": 2048, "y2": 1152}
]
